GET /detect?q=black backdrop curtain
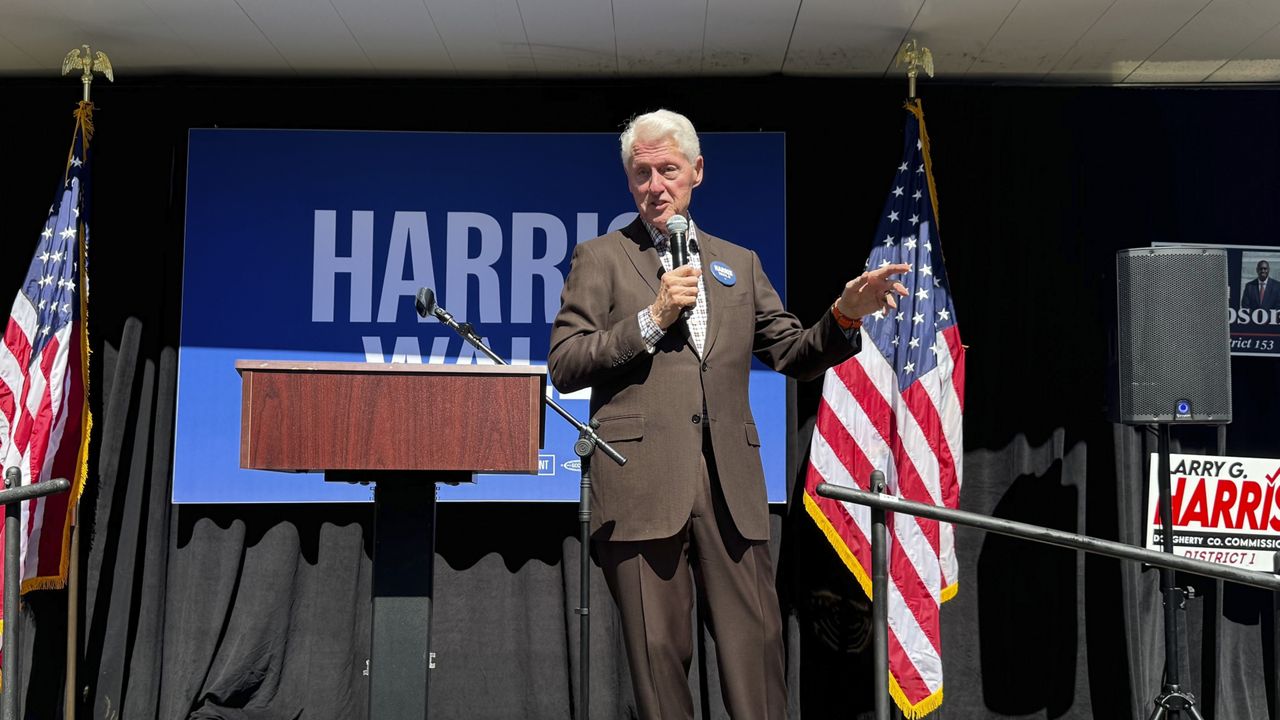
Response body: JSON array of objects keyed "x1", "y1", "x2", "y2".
[{"x1": 0, "y1": 77, "x2": 1277, "y2": 719}]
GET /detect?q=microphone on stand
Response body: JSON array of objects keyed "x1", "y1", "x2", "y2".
[
  {"x1": 415, "y1": 286, "x2": 453, "y2": 324},
  {"x1": 416, "y1": 287, "x2": 500, "y2": 364}
]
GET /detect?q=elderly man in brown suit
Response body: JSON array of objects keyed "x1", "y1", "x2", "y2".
[{"x1": 549, "y1": 109, "x2": 907, "y2": 719}]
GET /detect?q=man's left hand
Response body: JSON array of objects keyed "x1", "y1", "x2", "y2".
[{"x1": 836, "y1": 263, "x2": 911, "y2": 319}]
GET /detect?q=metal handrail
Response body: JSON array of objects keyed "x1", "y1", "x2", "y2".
[
  {"x1": 2, "y1": 470, "x2": 72, "y2": 720},
  {"x1": 815, "y1": 481, "x2": 1280, "y2": 590},
  {"x1": 814, "y1": 476, "x2": 1280, "y2": 720}
]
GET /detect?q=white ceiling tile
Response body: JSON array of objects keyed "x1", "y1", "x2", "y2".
[
  {"x1": 1048, "y1": 0, "x2": 1209, "y2": 82},
  {"x1": 1207, "y1": 58, "x2": 1280, "y2": 81},
  {"x1": 0, "y1": 0, "x2": 196, "y2": 74},
  {"x1": 702, "y1": 0, "x2": 801, "y2": 74},
  {"x1": 0, "y1": 0, "x2": 91, "y2": 72},
  {"x1": 0, "y1": 32, "x2": 45, "y2": 73},
  {"x1": 0, "y1": 0, "x2": 1275, "y2": 82},
  {"x1": 0, "y1": 31, "x2": 46, "y2": 73},
  {"x1": 517, "y1": 0, "x2": 616, "y2": 76},
  {"x1": 613, "y1": 0, "x2": 707, "y2": 75},
  {"x1": 329, "y1": 0, "x2": 453, "y2": 74},
  {"x1": 905, "y1": 0, "x2": 1021, "y2": 78},
  {"x1": 1205, "y1": 5, "x2": 1280, "y2": 81},
  {"x1": 234, "y1": 0, "x2": 374, "y2": 73},
  {"x1": 424, "y1": 0, "x2": 535, "y2": 77},
  {"x1": 1125, "y1": 59, "x2": 1229, "y2": 82},
  {"x1": 1127, "y1": 0, "x2": 1280, "y2": 82},
  {"x1": 137, "y1": 0, "x2": 292, "y2": 72},
  {"x1": 966, "y1": 0, "x2": 1116, "y2": 78},
  {"x1": 784, "y1": 0, "x2": 922, "y2": 76}
]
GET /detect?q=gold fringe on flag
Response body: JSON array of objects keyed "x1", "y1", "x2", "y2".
[
  {"x1": 891, "y1": 675, "x2": 945, "y2": 719},
  {"x1": 806, "y1": 494, "x2": 948, "y2": 718},
  {"x1": 23, "y1": 101, "x2": 94, "y2": 594},
  {"x1": 906, "y1": 99, "x2": 938, "y2": 228},
  {"x1": 73, "y1": 101, "x2": 95, "y2": 142}
]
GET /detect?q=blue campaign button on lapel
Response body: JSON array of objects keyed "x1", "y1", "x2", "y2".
[{"x1": 709, "y1": 260, "x2": 736, "y2": 286}]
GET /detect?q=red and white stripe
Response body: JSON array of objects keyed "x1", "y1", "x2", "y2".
[
  {"x1": 805, "y1": 323, "x2": 964, "y2": 717},
  {"x1": 0, "y1": 278, "x2": 84, "y2": 603}
]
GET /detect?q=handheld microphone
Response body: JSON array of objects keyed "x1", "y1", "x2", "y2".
[
  {"x1": 666, "y1": 214, "x2": 689, "y2": 269},
  {"x1": 665, "y1": 215, "x2": 693, "y2": 321}
]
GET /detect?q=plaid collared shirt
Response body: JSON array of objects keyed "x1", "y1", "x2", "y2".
[{"x1": 636, "y1": 219, "x2": 707, "y2": 356}]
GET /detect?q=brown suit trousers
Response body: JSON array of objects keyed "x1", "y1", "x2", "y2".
[{"x1": 595, "y1": 431, "x2": 785, "y2": 719}]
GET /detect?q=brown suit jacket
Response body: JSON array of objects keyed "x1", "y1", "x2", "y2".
[{"x1": 548, "y1": 218, "x2": 858, "y2": 542}]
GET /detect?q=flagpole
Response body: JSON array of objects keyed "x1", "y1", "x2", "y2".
[
  {"x1": 59, "y1": 46, "x2": 110, "y2": 720},
  {"x1": 63, "y1": 510, "x2": 77, "y2": 720}
]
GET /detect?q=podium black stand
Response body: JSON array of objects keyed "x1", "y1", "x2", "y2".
[{"x1": 236, "y1": 360, "x2": 546, "y2": 719}]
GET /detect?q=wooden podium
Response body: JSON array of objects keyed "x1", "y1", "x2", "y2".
[{"x1": 236, "y1": 360, "x2": 546, "y2": 719}]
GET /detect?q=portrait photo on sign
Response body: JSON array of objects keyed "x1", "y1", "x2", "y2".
[{"x1": 1238, "y1": 251, "x2": 1279, "y2": 311}]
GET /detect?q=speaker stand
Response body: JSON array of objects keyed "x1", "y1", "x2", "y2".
[{"x1": 1146, "y1": 423, "x2": 1204, "y2": 720}]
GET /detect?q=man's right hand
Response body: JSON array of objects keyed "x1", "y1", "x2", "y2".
[{"x1": 650, "y1": 265, "x2": 701, "y2": 329}]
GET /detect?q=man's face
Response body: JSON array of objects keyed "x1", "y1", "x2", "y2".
[
  {"x1": 625, "y1": 139, "x2": 703, "y2": 230},
  {"x1": 1259, "y1": 262, "x2": 1271, "y2": 282}
]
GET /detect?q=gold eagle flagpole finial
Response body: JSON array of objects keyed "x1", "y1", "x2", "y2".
[
  {"x1": 895, "y1": 39, "x2": 934, "y2": 100},
  {"x1": 61, "y1": 45, "x2": 114, "y2": 103}
]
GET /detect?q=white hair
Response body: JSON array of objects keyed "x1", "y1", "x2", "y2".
[{"x1": 619, "y1": 109, "x2": 701, "y2": 167}]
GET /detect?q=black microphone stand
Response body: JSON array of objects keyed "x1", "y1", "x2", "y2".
[{"x1": 416, "y1": 289, "x2": 623, "y2": 720}]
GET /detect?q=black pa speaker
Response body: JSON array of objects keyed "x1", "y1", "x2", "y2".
[{"x1": 1112, "y1": 247, "x2": 1232, "y2": 424}]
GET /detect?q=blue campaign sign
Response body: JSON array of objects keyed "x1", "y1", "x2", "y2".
[{"x1": 176, "y1": 129, "x2": 787, "y2": 503}]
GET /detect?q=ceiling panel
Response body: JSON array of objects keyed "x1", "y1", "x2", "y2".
[
  {"x1": 785, "y1": 0, "x2": 922, "y2": 76},
  {"x1": 1126, "y1": 0, "x2": 1280, "y2": 82},
  {"x1": 234, "y1": 0, "x2": 373, "y2": 73},
  {"x1": 68, "y1": 0, "x2": 193, "y2": 71},
  {"x1": 0, "y1": 0, "x2": 200, "y2": 74},
  {"x1": 0, "y1": 32, "x2": 44, "y2": 72},
  {"x1": 966, "y1": 0, "x2": 1115, "y2": 78},
  {"x1": 702, "y1": 0, "x2": 801, "y2": 74},
  {"x1": 330, "y1": 0, "x2": 453, "y2": 74},
  {"x1": 0, "y1": 0, "x2": 1277, "y2": 83},
  {"x1": 138, "y1": 0, "x2": 291, "y2": 73},
  {"x1": 517, "y1": 0, "x2": 616, "y2": 76},
  {"x1": 905, "y1": 0, "x2": 1021, "y2": 79},
  {"x1": 424, "y1": 0, "x2": 535, "y2": 77},
  {"x1": 0, "y1": 0, "x2": 95, "y2": 73},
  {"x1": 1203, "y1": 2, "x2": 1280, "y2": 81},
  {"x1": 1208, "y1": 57, "x2": 1280, "y2": 80},
  {"x1": 1048, "y1": 0, "x2": 1209, "y2": 82},
  {"x1": 613, "y1": 0, "x2": 706, "y2": 75}
]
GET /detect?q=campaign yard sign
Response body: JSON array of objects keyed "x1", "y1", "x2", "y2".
[
  {"x1": 1147, "y1": 453, "x2": 1280, "y2": 572},
  {"x1": 176, "y1": 129, "x2": 788, "y2": 503}
]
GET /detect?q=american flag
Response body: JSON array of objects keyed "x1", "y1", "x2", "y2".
[
  {"x1": 0, "y1": 102, "x2": 94, "y2": 651},
  {"x1": 803, "y1": 100, "x2": 964, "y2": 719}
]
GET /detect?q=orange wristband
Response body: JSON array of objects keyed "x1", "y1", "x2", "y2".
[{"x1": 831, "y1": 302, "x2": 862, "y2": 331}]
